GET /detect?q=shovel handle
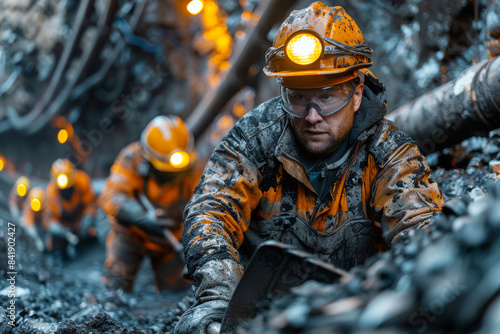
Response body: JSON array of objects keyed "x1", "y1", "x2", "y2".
[
  {"x1": 163, "y1": 228, "x2": 183, "y2": 255},
  {"x1": 138, "y1": 194, "x2": 184, "y2": 256}
]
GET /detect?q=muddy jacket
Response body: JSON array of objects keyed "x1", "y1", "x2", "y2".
[
  {"x1": 183, "y1": 72, "x2": 443, "y2": 292},
  {"x1": 22, "y1": 205, "x2": 45, "y2": 230},
  {"x1": 9, "y1": 187, "x2": 26, "y2": 219},
  {"x1": 99, "y1": 142, "x2": 203, "y2": 252},
  {"x1": 45, "y1": 170, "x2": 96, "y2": 235}
]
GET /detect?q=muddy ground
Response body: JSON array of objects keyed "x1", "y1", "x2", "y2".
[{"x1": 0, "y1": 219, "x2": 194, "y2": 333}]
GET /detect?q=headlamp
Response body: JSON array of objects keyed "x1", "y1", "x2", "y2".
[
  {"x1": 187, "y1": 0, "x2": 203, "y2": 15},
  {"x1": 57, "y1": 174, "x2": 69, "y2": 188},
  {"x1": 31, "y1": 198, "x2": 42, "y2": 212},
  {"x1": 169, "y1": 151, "x2": 190, "y2": 169},
  {"x1": 285, "y1": 31, "x2": 323, "y2": 66},
  {"x1": 58, "y1": 128, "x2": 69, "y2": 144},
  {"x1": 17, "y1": 184, "x2": 27, "y2": 197}
]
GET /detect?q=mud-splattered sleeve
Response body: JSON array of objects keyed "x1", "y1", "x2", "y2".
[
  {"x1": 369, "y1": 133, "x2": 444, "y2": 247},
  {"x1": 44, "y1": 181, "x2": 61, "y2": 228},
  {"x1": 99, "y1": 143, "x2": 143, "y2": 216},
  {"x1": 182, "y1": 125, "x2": 264, "y2": 277}
]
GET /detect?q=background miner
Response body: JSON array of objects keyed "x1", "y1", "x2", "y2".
[
  {"x1": 99, "y1": 115, "x2": 203, "y2": 292},
  {"x1": 45, "y1": 158, "x2": 97, "y2": 255},
  {"x1": 175, "y1": 2, "x2": 444, "y2": 333},
  {"x1": 8, "y1": 176, "x2": 30, "y2": 221},
  {"x1": 20, "y1": 186, "x2": 47, "y2": 252}
]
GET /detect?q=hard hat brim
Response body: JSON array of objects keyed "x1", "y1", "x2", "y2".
[
  {"x1": 145, "y1": 151, "x2": 196, "y2": 173},
  {"x1": 272, "y1": 70, "x2": 361, "y2": 90},
  {"x1": 263, "y1": 62, "x2": 372, "y2": 77}
]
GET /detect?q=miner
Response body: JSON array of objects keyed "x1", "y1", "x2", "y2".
[
  {"x1": 9, "y1": 176, "x2": 30, "y2": 221},
  {"x1": 99, "y1": 115, "x2": 203, "y2": 292},
  {"x1": 21, "y1": 186, "x2": 47, "y2": 252},
  {"x1": 175, "y1": 2, "x2": 444, "y2": 333},
  {"x1": 45, "y1": 158, "x2": 97, "y2": 254}
]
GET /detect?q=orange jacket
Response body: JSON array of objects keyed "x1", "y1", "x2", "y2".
[
  {"x1": 21, "y1": 205, "x2": 45, "y2": 229},
  {"x1": 183, "y1": 71, "x2": 444, "y2": 278},
  {"x1": 45, "y1": 170, "x2": 96, "y2": 234},
  {"x1": 99, "y1": 142, "x2": 203, "y2": 252}
]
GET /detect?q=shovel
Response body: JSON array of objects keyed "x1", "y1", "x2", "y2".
[
  {"x1": 137, "y1": 194, "x2": 184, "y2": 257},
  {"x1": 215, "y1": 240, "x2": 351, "y2": 333}
]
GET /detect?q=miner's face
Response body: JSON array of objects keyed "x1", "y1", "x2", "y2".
[{"x1": 289, "y1": 82, "x2": 364, "y2": 156}]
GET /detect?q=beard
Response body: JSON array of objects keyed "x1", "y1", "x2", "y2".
[{"x1": 289, "y1": 104, "x2": 355, "y2": 157}]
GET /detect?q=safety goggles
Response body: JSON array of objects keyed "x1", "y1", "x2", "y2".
[{"x1": 281, "y1": 81, "x2": 356, "y2": 118}]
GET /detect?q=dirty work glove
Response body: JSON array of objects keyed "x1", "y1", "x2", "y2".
[
  {"x1": 175, "y1": 299, "x2": 227, "y2": 334},
  {"x1": 115, "y1": 199, "x2": 165, "y2": 238},
  {"x1": 34, "y1": 237, "x2": 45, "y2": 252},
  {"x1": 174, "y1": 259, "x2": 244, "y2": 334},
  {"x1": 10, "y1": 207, "x2": 20, "y2": 220},
  {"x1": 65, "y1": 231, "x2": 79, "y2": 245},
  {"x1": 25, "y1": 226, "x2": 45, "y2": 252},
  {"x1": 48, "y1": 222, "x2": 79, "y2": 245},
  {"x1": 80, "y1": 214, "x2": 95, "y2": 239}
]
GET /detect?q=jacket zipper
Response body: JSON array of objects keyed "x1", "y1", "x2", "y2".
[{"x1": 307, "y1": 142, "x2": 361, "y2": 226}]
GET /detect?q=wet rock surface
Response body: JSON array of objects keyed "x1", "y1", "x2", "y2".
[{"x1": 0, "y1": 223, "x2": 195, "y2": 333}]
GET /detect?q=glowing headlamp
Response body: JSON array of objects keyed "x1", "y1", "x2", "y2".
[
  {"x1": 57, "y1": 174, "x2": 69, "y2": 188},
  {"x1": 17, "y1": 184, "x2": 27, "y2": 197},
  {"x1": 31, "y1": 198, "x2": 42, "y2": 212},
  {"x1": 169, "y1": 151, "x2": 190, "y2": 169},
  {"x1": 58, "y1": 129, "x2": 69, "y2": 144},
  {"x1": 285, "y1": 31, "x2": 323, "y2": 66},
  {"x1": 187, "y1": 0, "x2": 203, "y2": 15}
]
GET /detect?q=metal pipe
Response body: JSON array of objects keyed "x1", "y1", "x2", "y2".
[
  {"x1": 24, "y1": 0, "x2": 124, "y2": 135},
  {"x1": 386, "y1": 56, "x2": 500, "y2": 155},
  {"x1": 187, "y1": 0, "x2": 297, "y2": 139},
  {"x1": 6, "y1": 0, "x2": 95, "y2": 131}
]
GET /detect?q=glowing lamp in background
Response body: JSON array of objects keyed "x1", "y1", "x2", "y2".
[
  {"x1": 285, "y1": 32, "x2": 323, "y2": 65},
  {"x1": 31, "y1": 198, "x2": 42, "y2": 212},
  {"x1": 17, "y1": 184, "x2": 27, "y2": 197},
  {"x1": 187, "y1": 0, "x2": 203, "y2": 15},
  {"x1": 58, "y1": 128, "x2": 69, "y2": 144},
  {"x1": 169, "y1": 151, "x2": 190, "y2": 169},
  {"x1": 0, "y1": 157, "x2": 4, "y2": 171},
  {"x1": 57, "y1": 174, "x2": 69, "y2": 189}
]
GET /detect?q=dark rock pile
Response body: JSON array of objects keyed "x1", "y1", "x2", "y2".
[
  {"x1": 0, "y1": 261, "x2": 194, "y2": 334},
  {"x1": 430, "y1": 131, "x2": 500, "y2": 202},
  {"x1": 0, "y1": 216, "x2": 194, "y2": 333}
]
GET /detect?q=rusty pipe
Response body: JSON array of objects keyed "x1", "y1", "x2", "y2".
[
  {"x1": 386, "y1": 56, "x2": 500, "y2": 155},
  {"x1": 186, "y1": 0, "x2": 297, "y2": 139}
]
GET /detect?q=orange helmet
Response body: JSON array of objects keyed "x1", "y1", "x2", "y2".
[
  {"x1": 140, "y1": 115, "x2": 195, "y2": 172},
  {"x1": 50, "y1": 159, "x2": 77, "y2": 189},
  {"x1": 264, "y1": 2, "x2": 373, "y2": 89},
  {"x1": 28, "y1": 187, "x2": 45, "y2": 212},
  {"x1": 15, "y1": 176, "x2": 30, "y2": 197}
]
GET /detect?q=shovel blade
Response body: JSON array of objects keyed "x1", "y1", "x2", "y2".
[{"x1": 220, "y1": 240, "x2": 349, "y2": 333}]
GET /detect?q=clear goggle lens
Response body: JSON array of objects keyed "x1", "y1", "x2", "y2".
[{"x1": 281, "y1": 82, "x2": 356, "y2": 118}]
